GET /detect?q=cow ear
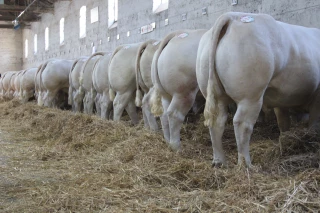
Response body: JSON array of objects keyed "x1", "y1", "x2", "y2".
[{"x1": 140, "y1": 48, "x2": 145, "y2": 54}]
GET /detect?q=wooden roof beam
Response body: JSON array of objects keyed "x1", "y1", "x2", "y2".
[{"x1": 0, "y1": 4, "x2": 53, "y2": 13}]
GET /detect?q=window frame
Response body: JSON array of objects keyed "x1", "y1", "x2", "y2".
[
  {"x1": 60, "y1": 18, "x2": 65, "y2": 45},
  {"x1": 34, "y1": 34, "x2": 37, "y2": 55},
  {"x1": 25, "y1": 39, "x2": 28, "y2": 58},
  {"x1": 91, "y1": 7, "x2": 99, "y2": 23},
  {"x1": 153, "y1": 0, "x2": 168, "y2": 13},
  {"x1": 79, "y1": 6, "x2": 86, "y2": 38},
  {"x1": 45, "y1": 27, "x2": 49, "y2": 51},
  {"x1": 108, "y1": 0, "x2": 118, "y2": 28}
]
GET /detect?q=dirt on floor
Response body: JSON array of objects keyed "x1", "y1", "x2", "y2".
[{"x1": 0, "y1": 99, "x2": 319, "y2": 213}]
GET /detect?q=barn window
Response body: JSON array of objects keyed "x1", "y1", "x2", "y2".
[
  {"x1": 45, "y1": 27, "x2": 49, "y2": 51},
  {"x1": 108, "y1": 0, "x2": 118, "y2": 28},
  {"x1": 34, "y1": 34, "x2": 37, "y2": 54},
  {"x1": 60, "y1": 18, "x2": 65, "y2": 44},
  {"x1": 153, "y1": 0, "x2": 168, "y2": 13},
  {"x1": 79, "y1": 6, "x2": 86, "y2": 38},
  {"x1": 25, "y1": 39, "x2": 28, "y2": 58},
  {"x1": 91, "y1": 7, "x2": 99, "y2": 23}
]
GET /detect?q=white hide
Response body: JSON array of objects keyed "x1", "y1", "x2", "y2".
[{"x1": 198, "y1": 12, "x2": 320, "y2": 167}]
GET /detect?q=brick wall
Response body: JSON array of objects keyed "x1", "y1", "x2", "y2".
[
  {"x1": 19, "y1": 0, "x2": 320, "y2": 69},
  {"x1": 0, "y1": 28, "x2": 23, "y2": 73}
]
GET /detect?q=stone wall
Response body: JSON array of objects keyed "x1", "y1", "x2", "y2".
[
  {"x1": 0, "y1": 28, "x2": 23, "y2": 73},
  {"x1": 21, "y1": 0, "x2": 320, "y2": 69}
]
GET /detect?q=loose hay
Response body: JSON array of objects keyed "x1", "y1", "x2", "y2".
[{"x1": 0, "y1": 99, "x2": 319, "y2": 212}]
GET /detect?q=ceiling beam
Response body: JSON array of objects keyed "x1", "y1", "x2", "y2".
[
  {"x1": 0, "y1": 15, "x2": 40, "y2": 22},
  {"x1": 0, "y1": 24, "x2": 12, "y2": 28},
  {"x1": 0, "y1": 4, "x2": 53, "y2": 14}
]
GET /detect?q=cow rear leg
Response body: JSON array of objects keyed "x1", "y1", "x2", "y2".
[
  {"x1": 44, "y1": 90, "x2": 57, "y2": 108},
  {"x1": 142, "y1": 90, "x2": 159, "y2": 131},
  {"x1": 113, "y1": 92, "x2": 136, "y2": 123},
  {"x1": 100, "y1": 92, "x2": 113, "y2": 120},
  {"x1": 233, "y1": 100, "x2": 262, "y2": 167},
  {"x1": 167, "y1": 93, "x2": 197, "y2": 151},
  {"x1": 306, "y1": 91, "x2": 320, "y2": 131},
  {"x1": 95, "y1": 93, "x2": 102, "y2": 116},
  {"x1": 160, "y1": 97, "x2": 171, "y2": 142},
  {"x1": 274, "y1": 107, "x2": 290, "y2": 132},
  {"x1": 208, "y1": 101, "x2": 228, "y2": 167},
  {"x1": 125, "y1": 99, "x2": 139, "y2": 125}
]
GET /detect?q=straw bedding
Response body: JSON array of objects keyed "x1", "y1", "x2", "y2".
[{"x1": 0, "y1": 100, "x2": 319, "y2": 212}]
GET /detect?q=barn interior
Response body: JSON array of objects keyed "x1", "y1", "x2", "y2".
[
  {"x1": 0, "y1": 0, "x2": 320, "y2": 212},
  {"x1": 0, "y1": 0, "x2": 319, "y2": 72}
]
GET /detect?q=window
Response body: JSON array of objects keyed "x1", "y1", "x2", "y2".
[
  {"x1": 108, "y1": 0, "x2": 118, "y2": 28},
  {"x1": 45, "y1": 27, "x2": 49, "y2": 51},
  {"x1": 153, "y1": 0, "x2": 168, "y2": 13},
  {"x1": 25, "y1": 39, "x2": 28, "y2": 58},
  {"x1": 34, "y1": 34, "x2": 37, "y2": 54},
  {"x1": 91, "y1": 7, "x2": 99, "y2": 23},
  {"x1": 79, "y1": 6, "x2": 86, "y2": 38},
  {"x1": 60, "y1": 18, "x2": 64, "y2": 44}
]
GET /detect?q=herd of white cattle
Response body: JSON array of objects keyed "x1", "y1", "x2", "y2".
[{"x1": 1, "y1": 12, "x2": 320, "y2": 168}]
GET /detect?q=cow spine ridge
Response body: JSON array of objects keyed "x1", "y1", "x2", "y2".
[
  {"x1": 150, "y1": 31, "x2": 185, "y2": 116},
  {"x1": 204, "y1": 14, "x2": 231, "y2": 127}
]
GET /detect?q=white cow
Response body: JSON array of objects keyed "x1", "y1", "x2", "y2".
[
  {"x1": 135, "y1": 39, "x2": 161, "y2": 131},
  {"x1": 0, "y1": 75, "x2": 3, "y2": 100},
  {"x1": 19, "y1": 68, "x2": 37, "y2": 103},
  {"x1": 108, "y1": 42, "x2": 143, "y2": 124},
  {"x1": 1, "y1": 71, "x2": 16, "y2": 100},
  {"x1": 151, "y1": 29, "x2": 207, "y2": 150},
  {"x1": 13, "y1": 70, "x2": 24, "y2": 98},
  {"x1": 40, "y1": 59, "x2": 73, "y2": 108},
  {"x1": 9, "y1": 72, "x2": 17, "y2": 99},
  {"x1": 35, "y1": 60, "x2": 55, "y2": 106},
  {"x1": 198, "y1": 12, "x2": 320, "y2": 167},
  {"x1": 92, "y1": 52, "x2": 113, "y2": 119},
  {"x1": 79, "y1": 52, "x2": 104, "y2": 114},
  {"x1": 68, "y1": 56, "x2": 89, "y2": 112}
]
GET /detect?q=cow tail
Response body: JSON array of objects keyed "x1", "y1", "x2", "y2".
[
  {"x1": 204, "y1": 14, "x2": 231, "y2": 127},
  {"x1": 79, "y1": 52, "x2": 105, "y2": 96},
  {"x1": 38, "y1": 61, "x2": 50, "y2": 106},
  {"x1": 1, "y1": 72, "x2": 7, "y2": 98},
  {"x1": 150, "y1": 31, "x2": 183, "y2": 117},
  {"x1": 108, "y1": 46, "x2": 123, "y2": 101},
  {"x1": 19, "y1": 70, "x2": 26, "y2": 99},
  {"x1": 68, "y1": 59, "x2": 80, "y2": 105},
  {"x1": 135, "y1": 42, "x2": 148, "y2": 107}
]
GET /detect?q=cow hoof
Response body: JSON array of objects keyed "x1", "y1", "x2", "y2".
[
  {"x1": 212, "y1": 160, "x2": 226, "y2": 168},
  {"x1": 168, "y1": 142, "x2": 181, "y2": 152}
]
